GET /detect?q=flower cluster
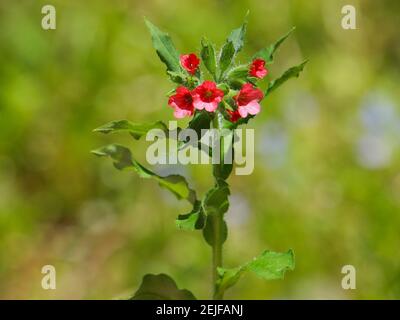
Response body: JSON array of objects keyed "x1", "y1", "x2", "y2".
[{"x1": 168, "y1": 54, "x2": 267, "y2": 123}]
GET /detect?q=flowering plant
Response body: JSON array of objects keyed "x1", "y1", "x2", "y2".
[{"x1": 93, "y1": 14, "x2": 307, "y2": 299}]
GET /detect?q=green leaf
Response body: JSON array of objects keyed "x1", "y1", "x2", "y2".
[
  {"x1": 265, "y1": 60, "x2": 308, "y2": 96},
  {"x1": 247, "y1": 250, "x2": 295, "y2": 279},
  {"x1": 203, "y1": 180, "x2": 230, "y2": 215},
  {"x1": 176, "y1": 200, "x2": 205, "y2": 231},
  {"x1": 145, "y1": 19, "x2": 181, "y2": 73},
  {"x1": 202, "y1": 180, "x2": 230, "y2": 246},
  {"x1": 167, "y1": 71, "x2": 187, "y2": 85},
  {"x1": 217, "y1": 249, "x2": 295, "y2": 294},
  {"x1": 188, "y1": 111, "x2": 212, "y2": 137},
  {"x1": 178, "y1": 110, "x2": 212, "y2": 152},
  {"x1": 225, "y1": 64, "x2": 250, "y2": 89},
  {"x1": 92, "y1": 144, "x2": 196, "y2": 204},
  {"x1": 253, "y1": 27, "x2": 295, "y2": 64},
  {"x1": 131, "y1": 274, "x2": 196, "y2": 300},
  {"x1": 203, "y1": 215, "x2": 228, "y2": 247},
  {"x1": 218, "y1": 40, "x2": 235, "y2": 77},
  {"x1": 200, "y1": 37, "x2": 217, "y2": 79},
  {"x1": 212, "y1": 114, "x2": 234, "y2": 180},
  {"x1": 217, "y1": 13, "x2": 248, "y2": 79},
  {"x1": 226, "y1": 64, "x2": 249, "y2": 80},
  {"x1": 93, "y1": 120, "x2": 168, "y2": 140},
  {"x1": 227, "y1": 13, "x2": 248, "y2": 54}
]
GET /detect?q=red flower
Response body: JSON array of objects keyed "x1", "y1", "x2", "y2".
[
  {"x1": 234, "y1": 83, "x2": 264, "y2": 118},
  {"x1": 249, "y1": 58, "x2": 268, "y2": 79},
  {"x1": 180, "y1": 53, "x2": 200, "y2": 75},
  {"x1": 168, "y1": 86, "x2": 194, "y2": 119},
  {"x1": 227, "y1": 109, "x2": 241, "y2": 123},
  {"x1": 192, "y1": 81, "x2": 224, "y2": 112}
]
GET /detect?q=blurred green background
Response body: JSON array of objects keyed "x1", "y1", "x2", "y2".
[{"x1": 0, "y1": 0, "x2": 399, "y2": 299}]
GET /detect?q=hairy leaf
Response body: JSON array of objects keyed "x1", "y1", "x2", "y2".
[
  {"x1": 202, "y1": 214, "x2": 228, "y2": 247},
  {"x1": 145, "y1": 19, "x2": 181, "y2": 73},
  {"x1": 131, "y1": 274, "x2": 196, "y2": 300},
  {"x1": 203, "y1": 180, "x2": 230, "y2": 215},
  {"x1": 93, "y1": 120, "x2": 168, "y2": 140},
  {"x1": 178, "y1": 110, "x2": 213, "y2": 152},
  {"x1": 202, "y1": 180, "x2": 230, "y2": 246},
  {"x1": 217, "y1": 249, "x2": 295, "y2": 294},
  {"x1": 253, "y1": 27, "x2": 295, "y2": 64},
  {"x1": 218, "y1": 41, "x2": 235, "y2": 77},
  {"x1": 265, "y1": 60, "x2": 308, "y2": 96},
  {"x1": 189, "y1": 111, "x2": 212, "y2": 137},
  {"x1": 167, "y1": 71, "x2": 187, "y2": 84},
  {"x1": 227, "y1": 13, "x2": 248, "y2": 54},
  {"x1": 92, "y1": 144, "x2": 196, "y2": 204},
  {"x1": 200, "y1": 37, "x2": 217, "y2": 79},
  {"x1": 212, "y1": 115, "x2": 234, "y2": 180},
  {"x1": 225, "y1": 64, "x2": 250, "y2": 89},
  {"x1": 218, "y1": 13, "x2": 248, "y2": 79}
]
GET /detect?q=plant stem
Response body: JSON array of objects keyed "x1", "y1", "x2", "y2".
[
  {"x1": 212, "y1": 211, "x2": 223, "y2": 299},
  {"x1": 211, "y1": 113, "x2": 224, "y2": 300}
]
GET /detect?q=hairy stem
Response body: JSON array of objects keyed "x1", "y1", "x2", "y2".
[
  {"x1": 212, "y1": 211, "x2": 223, "y2": 299},
  {"x1": 211, "y1": 113, "x2": 224, "y2": 300}
]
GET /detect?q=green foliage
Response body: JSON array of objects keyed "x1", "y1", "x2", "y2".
[
  {"x1": 92, "y1": 144, "x2": 196, "y2": 204},
  {"x1": 1, "y1": 0, "x2": 396, "y2": 301},
  {"x1": 203, "y1": 215, "x2": 228, "y2": 247},
  {"x1": 202, "y1": 180, "x2": 230, "y2": 246},
  {"x1": 187, "y1": 111, "x2": 212, "y2": 137},
  {"x1": 131, "y1": 274, "x2": 196, "y2": 300},
  {"x1": 217, "y1": 14, "x2": 248, "y2": 79},
  {"x1": 253, "y1": 27, "x2": 295, "y2": 64},
  {"x1": 145, "y1": 19, "x2": 181, "y2": 73},
  {"x1": 218, "y1": 40, "x2": 235, "y2": 78},
  {"x1": 203, "y1": 180, "x2": 230, "y2": 216},
  {"x1": 178, "y1": 111, "x2": 212, "y2": 151},
  {"x1": 227, "y1": 13, "x2": 248, "y2": 54},
  {"x1": 226, "y1": 64, "x2": 251, "y2": 89},
  {"x1": 200, "y1": 37, "x2": 217, "y2": 79},
  {"x1": 92, "y1": 16, "x2": 306, "y2": 300},
  {"x1": 176, "y1": 200, "x2": 205, "y2": 231},
  {"x1": 176, "y1": 179, "x2": 230, "y2": 236},
  {"x1": 212, "y1": 117, "x2": 234, "y2": 180},
  {"x1": 265, "y1": 60, "x2": 309, "y2": 96},
  {"x1": 217, "y1": 16, "x2": 247, "y2": 80},
  {"x1": 167, "y1": 71, "x2": 187, "y2": 85},
  {"x1": 216, "y1": 250, "x2": 295, "y2": 295},
  {"x1": 93, "y1": 120, "x2": 168, "y2": 140}
]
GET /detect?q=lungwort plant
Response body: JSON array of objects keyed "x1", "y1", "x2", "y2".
[{"x1": 93, "y1": 15, "x2": 307, "y2": 299}]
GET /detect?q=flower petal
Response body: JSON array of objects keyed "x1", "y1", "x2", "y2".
[
  {"x1": 245, "y1": 100, "x2": 261, "y2": 115},
  {"x1": 238, "y1": 106, "x2": 248, "y2": 118},
  {"x1": 174, "y1": 108, "x2": 192, "y2": 119},
  {"x1": 193, "y1": 94, "x2": 205, "y2": 110},
  {"x1": 204, "y1": 101, "x2": 218, "y2": 112}
]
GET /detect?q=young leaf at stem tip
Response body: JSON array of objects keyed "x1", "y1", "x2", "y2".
[
  {"x1": 200, "y1": 37, "x2": 217, "y2": 80},
  {"x1": 227, "y1": 11, "x2": 248, "y2": 54},
  {"x1": 218, "y1": 40, "x2": 235, "y2": 79},
  {"x1": 218, "y1": 13, "x2": 248, "y2": 79}
]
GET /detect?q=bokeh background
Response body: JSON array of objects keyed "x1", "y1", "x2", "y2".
[{"x1": 0, "y1": 0, "x2": 399, "y2": 299}]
